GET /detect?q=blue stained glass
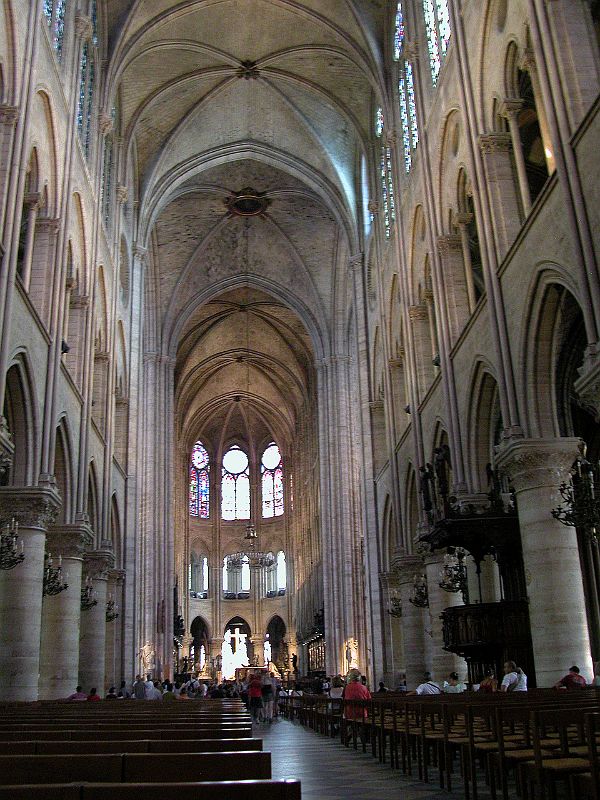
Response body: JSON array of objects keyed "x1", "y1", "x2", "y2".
[
  {"x1": 423, "y1": 0, "x2": 441, "y2": 84},
  {"x1": 399, "y1": 73, "x2": 412, "y2": 172},
  {"x1": 91, "y1": 0, "x2": 98, "y2": 45},
  {"x1": 437, "y1": 0, "x2": 451, "y2": 56},
  {"x1": 189, "y1": 441, "x2": 210, "y2": 518},
  {"x1": 386, "y1": 148, "x2": 396, "y2": 221},
  {"x1": 380, "y1": 146, "x2": 390, "y2": 238},
  {"x1": 43, "y1": 0, "x2": 53, "y2": 18},
  {"x1": 393, "y1": 2, "x2": 405, "y2": 61},
  {"x1": 53, "y1": 0, "x2": 66, "y2": 57},
  {"x1": 407, "y1": 62, "x2": 419, "y2": 150},
  {"x1": 189, "y1": 465, "x2": 198, "y2": 516},
  {"x1": 261, "y1": 442, "x2": 284, "y2": 518},
  {"x1": 77, "y1": 44, "x2": 88, "y2": 135},
  {"x1": 85, "y1": 57, "x2": 94, "y2": 158},
  {"x1": 399, "y1": 60, "x2": 419, "y2": 173},
  {"x1": 221, "y1": 445, "x2": 250, "y2": 520}
]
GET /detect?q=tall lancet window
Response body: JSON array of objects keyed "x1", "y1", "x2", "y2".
[
  {"x1": 221, "y1": 445, "x2": 250, "y2": 520},
  {"x1": 375, "y1": 108, "x2": 396, "y2": 239},
  {"x1": 261, "y1": 442, "x2": 284, "y2": 518},
  {"x1": 43, "y1": 0, "x2": 67, "y2": 57},
  {"x1": 393, "y1": 2, "x2": 405, "y2": 61},
  {"x1": 423, "y1": 0, "x2": 451, "y2": 85},
  {"x1": 77, "y1": 41, "x2": 95, "y2": 159},
  {"x1": 189, "y1": 441, "x2": 210, "y2": 518}
]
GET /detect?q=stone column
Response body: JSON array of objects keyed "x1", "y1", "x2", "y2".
[
  {"x1": 408, "y1": 305, "x2": 434, "y2": 402},
  {"x1": 379, "y1": 571, "x2": 404, "y2": 686},
  {"x1": 437, "y1": 236, "x2": 471, "y2": 342},
  {"x1": 78, "y1": 548, "x2": 114, "y2": 693},
  {"x1": 521, "y1": 48, "x2": 556, "y2": 174},
  {"x1": 104, "y1": 568, "x2": 125, "y2": 691},
  {"x1": 496, "y1": 438, "x2": 593, "y2": 685},
  {"x1": 38, "y1": 523, "x2": 93, "y2": 699},
  {"x1": 424, "y1": 550, "x2": 465, "y2": 682},
  {"x1": 478, "y1": 134, "x2": 523, "y2": 258},
  {"x1": 500, "y1": 99, "x2": 532, "y2": 216},
  {"x1": 0, "y1": 486, "x2": 60, "y2": 700},
  {"x1": 393, "y1": 554, "x2": 426, "y2": 689}
]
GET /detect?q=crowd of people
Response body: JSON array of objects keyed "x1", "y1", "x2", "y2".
[{"x1": 65, "y1": 659, "x2": 600, "y2": 704}]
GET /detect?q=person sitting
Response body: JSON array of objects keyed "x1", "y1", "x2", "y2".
[
  {"x1": 177, "y1": 687, "x2": 191, "y2": 700},
  {"x1": 443, "y1": 672, "x2": 466, "y2": 693},
  {"x1": 478, "y1": 669, "x2": 498, "y2": 693},
  {"x1": 67, "y1": 685, "x2": 88, "y2": 701},
  {"x1": 376, "y1": 681, "x2": 388, "y2": 693},
  {"x1": 146, "y1": 680, "x2": 163, "y2": 700},
  {"x1": 87, "y1": 687, "x2": 101, "y2": 701},
  {"x1": 409, "y1": 672, "x2": 441, "y2": 695},
  {"x1": 162, "y1": 681, "x2": 176, "y2": 701},
  {"x1": 105, "y1": 686, "x2": 118, "y2": 700},
  {"x1": 554, "y1": 665, "x2": 587, "y2": 689},
  {"x1": 500, "y1": 661, "x2": 527, "y2": 692}
]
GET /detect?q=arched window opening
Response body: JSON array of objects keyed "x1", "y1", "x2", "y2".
[
  {"x1": 101, "y1": 104, "x2": 118, "y2": 228},
  {"x1": 375, "y1": 109, "x2": 396, "y2": 239},
  {"x1": 393, "y1": 2, "x2": 405, "y2": 61},
  {"x1": 223, "y1": 555, "x2": 250, "y2": 598},
  {"x1": 221, "y1": 445, "x2": 250, "y2": 520},
  {"x1": 399, "y1": 60, "x2": 419, "y2": 172},
  {"x1": 423, "y1": 0, "x2": 451, "y2": 85},
  {"x1": 516, "y1": 68, "x2": 550, "y2": 204},
  {"x1": 16, "y1": 151, "x2": 40, "y2": 287},
  {"x1": 261, "y1": 442, "x2": 284, "y2": 518},
  {"x1": 277, "y1": 550, "x2": 287, "y2": 593},
  {"x1": 189, "y1": 552, "x2": 209, "y2": 598},
  {"x1": 43, "y1": 1, "x2": 66, "y2": 58},
  {"x1": 591, "y1": 2, "x2": 600, "y2": 50},
  {"x1": 361, "y1": 154, "x2": 372, "y2": 237},
  {"x1": 77, "y1": 41, "x2": 95, "y2": 160},
  {"x1": 189, "y1": 441, "x2": 210, "y2": 518},
  {"x1": 457, "y1": 171, "x2": 484, "y2": 303}
]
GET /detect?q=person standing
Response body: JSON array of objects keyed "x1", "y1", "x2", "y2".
[
  {"x1": 261, "y1": 673, "x2": 274, "y2": 723},
  {"x1": 248, "y1": 672, "x2": 263, "y2": 722},
  {"x1": 343, "y1": 669, "x2": 371, "y2": 745}
]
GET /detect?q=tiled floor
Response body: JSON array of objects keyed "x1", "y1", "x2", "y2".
[{"x1": 258, "y1": 717, "x2": 463, "y2": 800}]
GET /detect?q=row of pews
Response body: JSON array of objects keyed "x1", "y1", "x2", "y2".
[
  {"x1": 281, "y1": 688, "x2": 600, "y2": 800},
  {"x1": 0, "y1": 699, "x2": 301, "y2": 799}
]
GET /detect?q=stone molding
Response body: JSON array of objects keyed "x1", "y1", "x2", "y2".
[
  {"x1": 454, "y1": 212, "x2": 473, "y2": 227},
  {"x1": 24, "y1": 191, "x2": 42, "y2": 210},
  {"x1": 107, "y1": 568, "x2": 126, "y2": 586},
  {"x1": 391, "y1": 554, "x2": 424, "y2": 584},
  {"x1": 70, "y1": 293, "x2": 89, "y2": 309},
  {"x1": 36, "y1": 217, "x2": 61, "y2": 234},
  {"x1": 133, "y1": 245, "x2": 147, "y2": 261},
  {"x1": 478, "y1": 133, "x2": 512, "y2": 154},
  {"x1": 0, "y1": 485, "x2": 61, "y2": 530},
  {"x1": 348, "y1": 253, "x2": 364, "y2": 271},
  {"x1": 94, "y1": 349, "x2": 110, "y2": 362},
  {"x1": 384, "y1": 129, "x2": 397, "y2": 147},
  {"x1": 0, "y1": 417, "x2": 14, "y2": 480},
  {"x1": 404, "y1": 41, "x2": 419, "y2": 62},
  {"x1": 369, "y1": 400, "x2": 384, "y2": 411},
  {"x1": 0, "y1": 104, "x2": 19, "y2": 125},
  {"x1": 367, "y1": 199, "x2": 379, "y2": 215},
  {"x1": 46, "y1": 523, "x2": 93, "y2": 558},
  {"x1": 495, "y1": 437, "x2": 582, "y2": 492},
  {"x1": 99, "y1": 112, "x2": 113, "y2": 136},
  {"x1": 82, "y1": 549, "x2": 115, "y2": 580},
  {"x1": 388, "y1": 357, "x2": 404, "y2": 368}
]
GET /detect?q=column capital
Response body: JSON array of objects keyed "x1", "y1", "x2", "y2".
[
  {"x1": 369, "y1": 399, "x2": 384, "y2": 412},
  {"x1": 454, "y1": 212, "x2": 473, "y2": 227},
  {"x1": 404, "y1": 40, "x2": 419, "y2": 62},
  {"x1": 0, "y1": 104, "x2": 19, "y2": 125},
  {"x1": 388, "y1": 357, "x2": 403, "y2": 368},
  {"x1": 23, "y1": 191, "x2": 42, "y2": 210},
  {"x1": 520, "y1": 47, "x2": 537, "y2": 75},
  {"x1": 348, "y1": 252, "x2": 364, "y2": 271},
  {"x1": 574, "y1": 346, "x2": 600, "y2": 423},
  {"x1": 391, "y1": 553, "x2": 424, "y2": 583},
  {"x1": 107, "y1": 568, "x2": 126, "y2": 585},
  {"x1": 367, "y1": 199, "x2": 379, "y2": 215},
  {"x1": 116, "y1": 185, "x2": 128, "y2": 205},
  {"x1": 36, "y1": 217, "x2": 61, "y2": 234},
  {"x1": 74, "y1": 13, "x2": 93, "y2": 40},
  {"x1": 384, "y1": 129, "x2": 397, "y2": 147},
  {"x1": 478, "y1": 133, "x2": 512, "y2": 154},
  {"x1": 499, "y1": 97, "x2": 524, "y2": 120},
  {"x1": 495, "y1": 437, "x2": 582, "y2": 492},
  {"x1": 46, "y1": 523, "x2": 93, "y2": 558},
  {"x1": 82, "y1": 548, "x2": 115, "y2": 580},
  {"x1": 0, "y1": 485, "x2": 61, "y2": 530},
  {"x1": 408, "y1": 304, "x2": 428, "y2": 320},
  {"x1": 99, "y1": 112, "x2": 114, "y2": 136},
  {"x1": 133, "y1": 245, "x2": 147, "y2": 262}
]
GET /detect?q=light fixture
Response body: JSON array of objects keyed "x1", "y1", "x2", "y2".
[
  {"x1": 438, "y1": 547, "x2": 468, "y2": 602},
  {"x1": 0, "y1": 518, "x2": 24, "y2": 571},
  {"x1": 106, "y1": 595, "x2": 119, "y2": 622},
  {"x1": 80, "y1": 574, "x2": 97, "y2": 611},
  {"x1": 409, "y1": 573, "x2": 429, "y2": 608},
  {"x1": 552, "y1": 450, "x2": 599, "y2": 541},
  {"x1": 42, "y1": 551, "x2": 68, "y2": 596}
]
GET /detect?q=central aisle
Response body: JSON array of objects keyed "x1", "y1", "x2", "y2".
[{"x1": 258, "y1": 718, "x2": 458, "y2": 800}]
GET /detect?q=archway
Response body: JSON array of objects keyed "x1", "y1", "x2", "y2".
[
  {"x1": 265, "y1": 615, "x2": 287, "y2": 672},
  {"x1": 190, "y1": 616, "x2": 210, "y2": 673}
]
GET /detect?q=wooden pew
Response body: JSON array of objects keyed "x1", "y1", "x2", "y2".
[
  {"x1": 0, "y1": 751, "x2": 271, "y2": 785},
  {"x1": 0, "y1": 727, "x2": 252, "y2": 740},
  {"x1": 0, "y1": 780, "x2": 302, "y2": 800},
  {"x1": 0, "y1": 737, "x2": 262, "y2": 755}
]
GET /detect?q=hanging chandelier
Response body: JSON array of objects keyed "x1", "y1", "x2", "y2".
[
  {"x1": 228, "y1": 522, "x2": 275, "y2": 569},
  {"x1": 42, "y1": 551, "x2": 68, "y2": 596},
  {"x1": 80, "y1": 574, "x2": 98, "y2": 611},
  {"x1": 551, "y1": 451, "x2": 600, "y2": 541},
  {"x1": 409, "y1": 573, "x2": 429, "y2": 608},
  {"x1": 0, "y1": 518, "x2": 25, "y2": 571}
]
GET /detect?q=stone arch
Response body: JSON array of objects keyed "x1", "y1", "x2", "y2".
[
  {"x1": 87, "y1": 462, "x2": 100, "y2": 542},
  {"x1": 2, "y1": 354, "x2": 37, "y2": 485},
  {"x1": 380, "y1": 493, "x2": 396, "y2": 571},
  {"x1": 404, "y1": 464, "x2": 419, "y2": 545},
  {"x1": 110, "y1": 494, "x2": 122, "y2": 569},
  {"x1": 467, "y1": 362, "x2": 502, "y2": 491},
  {"x1": 54, "y1": 417, "x2": 73, "y2": 524},
  {"x1": 0, "y1": 0, "x2": 16, "y2": 104}
]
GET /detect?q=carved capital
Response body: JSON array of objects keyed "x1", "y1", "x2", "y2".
[
  {"x1": 116, "y1": 185, "x2": 128, "y2": 204},
  {"x1": 24, "y1": 191, "x2": 42, "y2": 210},
  {"x1": 348, "y1": 253, "x2": 364, "y2": 271},
  {"x1": 107, "y1": 568, "x2": 126, "y2": 586},
  {"x1": 495, "y1": 437, "x2": 582, "y2": 493},
  {"x1": 99, "y1": 112, "x2": 113, "y2": 136},
  {"x1": 478, "y1": 133, "x2": 512, "y2": 154},
  {"x1": 454, "y1": 212, "x2": 473, "y2": 227},
  {"x1": 133, "y1": 245, "x2": 147, "y2": 262},
  {"x1": 94, "y1": 349, "x2": 110, "y2": 362},
  {"x1": 70, "y1": 293, "x2": 89, "y2": 309},
  {"x1": 369, "y1": 400, "x2": 384, "y2": 412},
  {"x1": 367, "y1": 199, "x2": 379, "y2": 215},
  {"x1": 437, "y1": 234, "x2": 462, "y2": 256},
  {"x1": 74, "y1": 14, "x2": 93, "y2": 40},
  {"x1": 499, "y1": 98, "x2": 524, "y2": 120},
  {"x1": 46, "y1": 523, "x2": 93, "y2": 558},
  {"x1": 404, "y1": 41, "x2": 419, "y2": 62},
  {"x1": 574, "y1": 350, "x2": 600, "y2": 423},
  {"x1": 391, "y1": 554, "x2": 424, "y2": 584},
  {"x1": 520, "y1": 48, "x2": 537, "y2": 75},
  {"x1": 36, "y1": 217, "x2": 61, "y2": 235},
  {"x1": 385, "y1": 129, "x2": 397, "y2": 147},
  {"x1": 388, "y1": 357, "x2": 403, "y2": 368},
  {"x1": 0, "y1": 104, "x2": 19, "y2": 125},
  {"x1": 408, "y1": 304, "x2": 428, "y2": 321},
  {"x1": 83, "y1": 548, "x2": 115, "y2": 580},
  {"x1": 0, "y1": 485, "x2": 61, "y2": 530}
]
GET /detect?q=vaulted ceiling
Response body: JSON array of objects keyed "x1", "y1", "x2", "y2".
[{"x1": 107, "y1": 0, "x2": 385, "y2": 443}]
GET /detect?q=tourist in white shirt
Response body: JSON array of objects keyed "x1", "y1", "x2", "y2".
[{"x1": 500, "y1": 660, "x2": 527, "y2": 692}]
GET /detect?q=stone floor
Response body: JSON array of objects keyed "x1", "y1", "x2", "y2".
[{"x1": 257, "y1": 717, "x2": 465, "y2": 800}]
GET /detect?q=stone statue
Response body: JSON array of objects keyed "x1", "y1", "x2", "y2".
[
  {"x1": 221, "y1": 631, "x2": 235, "y2": 680},
  {"x1": 263, "y1": 636, "x2": 272, "y2": 666},
  {"x1": 141, "y1": 641, "x2": 155, "y2": 672}
]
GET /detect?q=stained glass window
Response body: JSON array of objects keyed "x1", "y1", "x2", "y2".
[
  {"x1": 77, "y1": 42, "x2": 95, "y2": 159},
  {"x1": 221, "y1": 445, "x2": 250, "y2": 520},
  {"x1": 261, "y1": 442, "x2": 284, "y2": 518},
  {"x1": 399, "y1": 61, "x2": 419, "y2": 172},
  {"x1": 423, "y1": 0, "x2": 451, "y2": 85},
  {"x1": 375, "y1": 107, "x2": 384, "y2": 138},
  {"x1": 277, "y1": 551, "x2": 287, "y2": 590},
  {"x1": 43, "y1": 1, "x2": 66, "y2": 58},
  {"x1": 101, "y1": 105, "x2": 118, "y2": 228},
  {"x1": 189, "y1": 441, "x2": 210, "y2": 518},
  {"x1": 393, "y1": 2, "x2": 405, "y2": 61},
  {"x1": 380, "y1": 147, "x2": 391, "y2": 238},
  {"x1": 91, "y1": 0, "x2": 98, "y2": 45}
]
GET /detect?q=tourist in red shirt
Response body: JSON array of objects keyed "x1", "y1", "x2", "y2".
[
  {"x1": 554, "y1": 665, "x2": 587, "y2": 689},
  {"x1": 248, "y1": 673, "x2": 264, "y2": 722},
  {"x1": 343, "y1": 669, "x2": 371, "y2": 746},
  {"x1": 87, "y1": 687, "x2": 101, "y2": 701}
]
